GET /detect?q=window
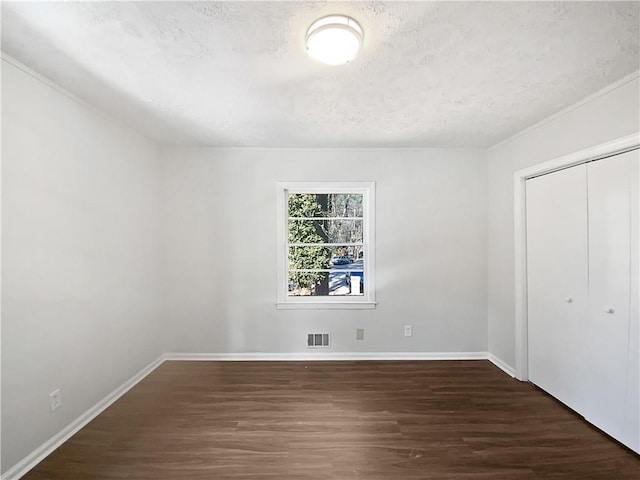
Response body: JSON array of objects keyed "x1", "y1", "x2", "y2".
[{"x1": 277, "y1": 182, "x2": 376, "y2": 309}]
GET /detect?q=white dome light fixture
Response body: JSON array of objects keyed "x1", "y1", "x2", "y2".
[{"x1": 306, "y1": 15, "x2": 363, "y2": 66}]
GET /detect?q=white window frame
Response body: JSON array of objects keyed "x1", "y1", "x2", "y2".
[{"x1": 276, "y1": 182, "x2": 376, "y2": 309}]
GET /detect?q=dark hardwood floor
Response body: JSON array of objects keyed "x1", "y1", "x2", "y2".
[{"x1": 23, "y1": 360, "x2": 639, "y2": 479}]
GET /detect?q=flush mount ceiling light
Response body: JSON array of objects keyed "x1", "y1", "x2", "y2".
[{"x1": 306, "y1": 15, "x2": 363, "y2": 66}]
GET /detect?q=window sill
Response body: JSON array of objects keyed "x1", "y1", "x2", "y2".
[{"x1": 276, "y1": 302, "x2": 377, "y2": 310}]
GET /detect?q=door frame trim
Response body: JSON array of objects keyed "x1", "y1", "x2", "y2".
[{"x1": 513, "y1": 133, "x2": 640, "y2": 381}]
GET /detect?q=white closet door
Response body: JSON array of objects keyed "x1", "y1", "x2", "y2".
[
  {"x1": 586, "y1": 149, "x2": 639, "y2": 450},
  {"x1": 526, "y1": 164, "x2": 589, "y2": 413}
]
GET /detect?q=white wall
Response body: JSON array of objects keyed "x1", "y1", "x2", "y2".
[
  {"x1": 1, "y1": 59, "x2": 164, "y2": 473},
  {"x1": 487, "y1": 75, "x2": 640, "y2": 367},
  {"x1": 161, "y1": 148, "x2": 488, "y2": 355}
]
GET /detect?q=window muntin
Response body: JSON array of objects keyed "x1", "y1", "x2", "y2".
[{"x1": 277, "y1": 182, "x2": 375, "y2": 309}]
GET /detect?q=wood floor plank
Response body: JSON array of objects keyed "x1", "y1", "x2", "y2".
[{"x1": 22, "y1": 360, "x2": 639, "y2": 479}]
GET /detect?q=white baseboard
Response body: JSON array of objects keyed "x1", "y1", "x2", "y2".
[
  {"x1": 1, "y1": 355, "x2": 165, "y2": 480},
  {"x1": 488, "y1": 353, "x2": 516, "y2": 377},
  {"x1": 163, "y1": 351, "x2": 488, "y2": 361},
  {"x1": 3, "y1": 350, "x2": 516, "y2": 479}
]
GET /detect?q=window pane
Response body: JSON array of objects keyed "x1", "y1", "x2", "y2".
[
  {"x1": 288, "y1": 193, "x2": 363, "y2": 218},
  {"x1": 288, "y1": 244, "x2": 365, "y2": 297},
  {"x1": 288, "y1": 218, "x2": 363, "y2": 244},
  {"x1": 288, "y1": 246, "x2": 364, "y2": 270},
  {"x1": 288, "y1": 270, "x2": 365, "y2": 297}
]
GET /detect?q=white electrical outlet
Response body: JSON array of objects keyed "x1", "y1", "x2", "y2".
[
  {"x1": 49, "y1": 389, "x2": 61, "y2": 412},
  {"x1": 356, "y1": 328, "x2": 365, "y2": 340},
  {"x1": 404, "y1": 325, "x2": 412, "y2": 337}
]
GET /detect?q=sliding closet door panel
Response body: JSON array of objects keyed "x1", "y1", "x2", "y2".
[
  {"x1": 587, "y1": 149, "x2": 638, "y2": 450},
  {"x1": 526, "y1": 164, "x2": 588, "y2": 413}
]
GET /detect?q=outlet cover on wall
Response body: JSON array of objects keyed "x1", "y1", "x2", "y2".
[
  {"x1": 356, "y1": 328, "x2": 365, "y2": 340},
  {"x1": 404, "y1": 325, "x2": 412, "y2": 337},
  {"x1": 49, "y1": 389, "x2": 61, "y2": 412}
]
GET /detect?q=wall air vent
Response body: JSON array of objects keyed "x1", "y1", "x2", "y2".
[{"x1": 307, "y1": 333, "x2": 330, "y2": 348}]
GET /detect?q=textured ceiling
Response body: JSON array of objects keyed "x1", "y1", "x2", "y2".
[{"x1": 2, "y1": 1, "x2": 639, "y2": 148}]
